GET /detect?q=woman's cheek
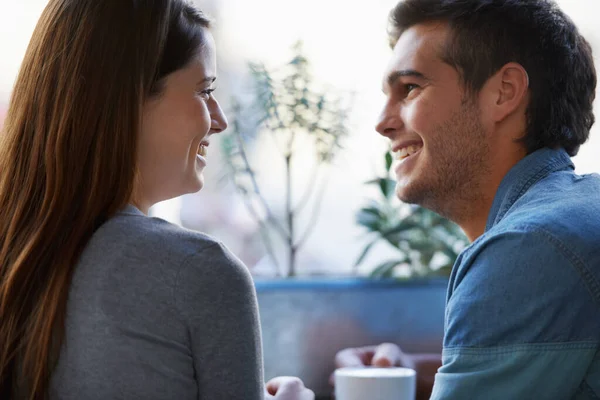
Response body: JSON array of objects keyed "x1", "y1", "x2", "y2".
[{"x1": 190, "y1": 101, "x2": 211, "y2": 131}]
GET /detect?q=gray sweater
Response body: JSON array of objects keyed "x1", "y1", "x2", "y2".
[{"x1": 49, "y1": 205, "x2": 264, "y2": 399}]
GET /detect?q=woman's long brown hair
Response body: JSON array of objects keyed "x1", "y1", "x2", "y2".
[{"x1": 0, "y1": 1, "x2": 210, "y2": 398}]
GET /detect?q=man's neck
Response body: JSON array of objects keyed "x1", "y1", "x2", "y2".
[
  {"x1": 455, "y1": 197, "x2": 494, "y2": 242},
  {"x1": 455, "y1": 146, "x2": 528, "y2": 242}
]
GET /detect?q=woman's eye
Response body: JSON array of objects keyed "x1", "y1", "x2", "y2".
[{"x1": 197, "y1": 88, "x2": 215, "y2": 100}]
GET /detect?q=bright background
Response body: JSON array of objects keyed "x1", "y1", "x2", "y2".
[{"x1": 1, "y1": 0, "x2": 599, "y2": 276}]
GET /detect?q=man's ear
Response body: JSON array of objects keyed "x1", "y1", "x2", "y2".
[{"x1": 484, "y1": 62, "x2": 529, "y2": 123}]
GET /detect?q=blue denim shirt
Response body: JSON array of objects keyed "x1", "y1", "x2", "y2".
[{"x1": 431, "y1": 148, "x2": 600, "y2": 400}]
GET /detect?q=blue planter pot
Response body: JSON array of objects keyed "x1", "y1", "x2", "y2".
[{"x1": 255, "y1": 277, "x2": 448, "y2": 397}]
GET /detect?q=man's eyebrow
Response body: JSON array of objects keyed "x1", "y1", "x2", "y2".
[{"x1": 387, "y1": 69, "x2": 427, "y2": 87}]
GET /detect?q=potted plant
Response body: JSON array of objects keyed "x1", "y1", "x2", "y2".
[
  {"x1": 354, "y1": 150, "x2": 468, "y2": 279},
  {"x1": 221, "y1": 41, "x2": 351, "y2": 278}
]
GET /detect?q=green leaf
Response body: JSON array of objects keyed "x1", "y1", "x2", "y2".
[
  {"x1": 439, "y1": 246, "x2": 461, "y2": 263},
  {"x1": 354, "y1": 239, "x2": 378, "y2": 267},
  {"x1": 419, "y1": 251, "x2": 435, "y2": 267},
  {"x1": 356, "y1": 208, "x2": 384, "y2": 231},
  {"x1": 433, "y1": 264, "x2": 453, "y2": 277},
  {"x1": 385, "y1": 179, "x2": 397, "y2": 199},
  {"x1": 381, "y1": 220, "x2": 420, "y2": 237},
  {"x1": 364, "y1": 178, "x2": 381, "y2": 186},
  {"x1": 369, "y1": 259, "x2": 407, "y2": 279},
  {"x1": 385, "y1": 151, "x2": 393, "y2": 171},
  {"x1": 365, "y1": 178, "x2": 398, "y2": 199},
  {"x1": 409, "y1": 239, "x2": 438, "y2": 252}
]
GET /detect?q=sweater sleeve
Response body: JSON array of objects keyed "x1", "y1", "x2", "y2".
[{"x1": 174, "y1": 241, "x2": 264, "y2": 400}]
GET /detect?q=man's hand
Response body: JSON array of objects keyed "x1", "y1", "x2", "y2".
[
  {"x1": 265, "y1": 376, "x2": 315, "y2": 400},
  {"x1": 334, "y1": 343, "x2": 407, "y2": 369},
  {"x1": 331, "y1": 343, "x2": 441, "y2": 400}
]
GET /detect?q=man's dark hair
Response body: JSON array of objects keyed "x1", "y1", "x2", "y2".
[{"x1": 389, "y1": 0, "x2": 596, "y2": 156}]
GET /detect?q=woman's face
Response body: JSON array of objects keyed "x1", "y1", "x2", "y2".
[{"x1": 136, "y1": 28, "x2": 227, "y2": 212}]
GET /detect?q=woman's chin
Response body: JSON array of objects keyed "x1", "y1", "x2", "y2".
[{"x1": 190, "y1": 174, "x2": 204, "y2": 193}]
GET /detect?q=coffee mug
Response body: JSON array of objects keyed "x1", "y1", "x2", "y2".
[{"x1": 334, "y1": 367, "x2": 416, "y2": 400}]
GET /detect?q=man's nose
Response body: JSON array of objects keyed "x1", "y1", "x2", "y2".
[{"x1": 375, "y1": 102, "x2": 401, "y2": 139}]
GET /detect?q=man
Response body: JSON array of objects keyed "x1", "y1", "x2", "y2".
[{"x1": 335, "y1": 0, "x2": 600, "y2": 399}]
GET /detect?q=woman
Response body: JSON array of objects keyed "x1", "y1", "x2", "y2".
[{"x1": 0, "y1": 1, "x2": 313, "y2": 399}]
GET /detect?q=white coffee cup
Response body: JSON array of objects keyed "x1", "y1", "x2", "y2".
[{"x1": 334, "y1": 367, "x2": 416, "y2": 400}]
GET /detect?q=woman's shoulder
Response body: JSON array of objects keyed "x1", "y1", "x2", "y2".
[{"x1": 88, "y1": 206, "x2": 233, "y2": 269}]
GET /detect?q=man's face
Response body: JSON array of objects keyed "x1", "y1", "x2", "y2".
[{"x1": 376, "y1": 22, "x2": 491, "y2": 218}]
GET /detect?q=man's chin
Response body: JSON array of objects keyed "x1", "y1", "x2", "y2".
[{"x1": 395, "y1": 184, "x2": 422, "y2": 206}]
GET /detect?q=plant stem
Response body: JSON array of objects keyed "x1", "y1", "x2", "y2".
[
  {"x1": 294, "y1": 161, "x2": 320, "y2": 214},
  {"x1": 296, "y1": 170, "x2": 330, "y2": 249},
  {"x1": 236, "y1": 187, "x2": 283, "y2": 277},
  {"x1": 236, "y1": 131, "x2": 289, "y2": 239},
  {"x1": 285, "y1": 152, "x2": 297, "y2": 277},
  {"x1": 286, "y1": 129, "x2": 297, "y2": 277}
]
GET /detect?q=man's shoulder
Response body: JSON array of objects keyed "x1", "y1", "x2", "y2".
[
  {"x1": 455, "y1": 225, "x2": 577, "y2": 287},
  {"x1": 463, "y1": 169, "x2": 600, "y2": 271},
  {"x1": 475, "y1": 170, "x2": 600, "y2": 275},
  {"x1": 528, "y1": 167, "x2": 598, "y2": 203},
  {"x1": 448, "y1": 223, "x2": 600, "y2": 345},
  {"x1": 447, "y1": 171, "x2": 600, "y2": 346},
  {"x1": 457, "y1": 214, "x2": 600, "y2": 302},
  {"x1": 506, "y1": 169, "x2": 600, "y2": 237}
]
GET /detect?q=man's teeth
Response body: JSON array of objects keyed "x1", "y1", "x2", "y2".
[
  {"x1": 397, "y1": 145, "x2": 422, "y2": 160},
  {"x1": 198, "y1": 145, "x2": 207, "y2": 157}
]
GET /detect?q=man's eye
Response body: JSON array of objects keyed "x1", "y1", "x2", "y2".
[{"x1": 405, "y1": 84, "x2": 419, "y2": 93}]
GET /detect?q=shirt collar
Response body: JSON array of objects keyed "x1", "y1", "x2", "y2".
[{"x1": 485, "y1": 147, "x2": 574, "y2": 231}]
